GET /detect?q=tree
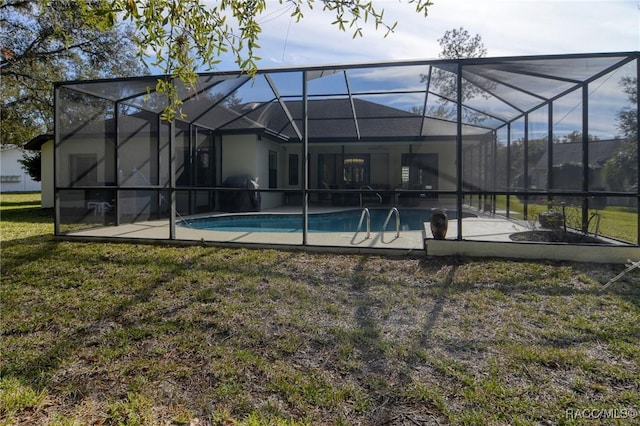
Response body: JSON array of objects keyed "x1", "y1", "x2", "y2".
[
  {"x1": 29, "y1": 0, "x2": 433, "y2": 120},
  {"x1": 1, "y1": 0, "x2": 146, "y2": 146},
  {"x1": 437, "y1": 27, "x2": 487, "y2": 60},
  {"x1": 559, "y1": 130, "x2": 599, "y2": 143},
  {"x1": 603, "y1": 76, "x2": 638, "y2": 191},
  {"x1": 495, "y1": 136, "x2": 547, "y2": 190},
  {"x1": 496, "y1": 131, "x2": 603, "y2": 191},
  {"x1": 18, "y1": 151, "x2": 41, "y2": 182},
  {"x1": 420, "y1": 27, "x2": 488, "y2": 122},
  {"x1": 211, "y1": 91, "x2": 243, "y2": 109}
]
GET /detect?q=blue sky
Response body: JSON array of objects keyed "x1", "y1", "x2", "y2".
[
  {"x1": 210, "y1": 0, "x2": 639, "y2": 71},
  {"x1": 134, "y1": 0, "x2": 635, "y2": 139}
]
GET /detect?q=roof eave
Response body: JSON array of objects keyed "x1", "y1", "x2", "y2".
[{"x1": 24, "y1": 134, "x2": 54, "y2": 150}]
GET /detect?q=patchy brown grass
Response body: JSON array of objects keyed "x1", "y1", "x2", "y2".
[{"x1": 1, "y1": 193, "x2": 639, "y2": 425}]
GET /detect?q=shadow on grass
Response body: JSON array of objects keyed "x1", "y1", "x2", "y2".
[
  {"x1": 2, "y1": 244, "x2": 639, "y2": 424},
  {"x1": 419, "y1": 263, "x2": 458, "y2": 350},
  {"x1": 0, "y1": 198, "x2": 41, "y2": 208},
  {"x1": 1, "y1": 248, "x2": 201, "y2": 388},
  {"x1": 351, "y1": 257, "x2": 387, "y2": 369},
  {"x1": 411, "y1": 257, "x2": 640, "y2": 356},
  {"x1": 1, "y1": 244, "x2": 298, "y2": 393},
  {"x1": 0, "y1": 235, "x2": 58, "y2": 272},
  {"x1": 417, "y1": 256, "x2": 640, "y2": 300},
  {"x1": 0, "y1": 207, "x2": 53, "y2": 223}
]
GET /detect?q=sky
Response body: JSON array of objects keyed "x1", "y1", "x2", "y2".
[{"x1": 211, "y1": 0, "x2": 640, "y2": 71}]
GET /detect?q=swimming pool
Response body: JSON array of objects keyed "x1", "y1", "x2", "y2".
[{"x1": 180, "y1": 209, "x2": 474, "y2": 233}]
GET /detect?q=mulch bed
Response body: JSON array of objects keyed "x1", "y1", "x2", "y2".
[{"x1": 510, "y1": 230, "x2": 610, "y2": 244}]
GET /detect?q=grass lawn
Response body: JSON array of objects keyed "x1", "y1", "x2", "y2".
[
  {"x1": 1, "y1": 193, "x2": 639, "y2": 425},
  {"x1": 494, "y1": 195, "x2": 638, "y2": 244}
]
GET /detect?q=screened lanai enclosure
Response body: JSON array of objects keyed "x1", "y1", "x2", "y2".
[{"x1": 54, "y1": 52, "x2": 640, "y2": 258}]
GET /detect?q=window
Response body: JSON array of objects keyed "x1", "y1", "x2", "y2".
[
  {"x1": 288, "y1": 154, "x2": 299, "y2": 186},
  {"x1": 195, "y1": 129, "x2": 215, "y2": 187},
  {"x1": 401, "y1": 153, "x2": 438, "y2": 190},
  {"x1": 318, "y1": 153, "x2": 370, "y2": 187},
  {"x1": 269, "y1": 150, "x2": 277, "y2": 188},
  {"x1": 343, "y1": 155, "x2": 369, "y2": 185},
  {"x1": 401, "y1": 166, "x2": 410, "y2": 184}
]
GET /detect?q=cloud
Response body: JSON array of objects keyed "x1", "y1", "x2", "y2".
[{"x1": 244, "y1": 0, "x2": 639, "y2": 70}]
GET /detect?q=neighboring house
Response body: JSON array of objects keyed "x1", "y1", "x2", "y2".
[
  {"x1": 0, "y1": 144, "x2": 41, "y2": 193},
  {"x1": 531, "y1": 139, "x2": 625, "y2": 190}
]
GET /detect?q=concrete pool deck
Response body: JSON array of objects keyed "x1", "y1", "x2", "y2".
[
  {"x1": 62, "y1": 206, "x2": 525, "y2": 249},
  {"x1": 60, "y1": 206, "x2": 639, "y2": 263}
]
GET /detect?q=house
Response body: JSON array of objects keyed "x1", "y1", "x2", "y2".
[
  {"x1": 51, "y1": 87, "x2": 489, "y2": 222},
  {"x1": 0, "y1": 144, "x2": 41, "y2": 193},
  {"x1": 45, "y1": 51, "x2": 639, "y2": 251},
  {"x1": 531, "y1": 139, "x2": 625, "y2": 191}
]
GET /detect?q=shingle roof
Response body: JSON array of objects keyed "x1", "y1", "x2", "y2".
[
  {"x1": 532, "y1": 139, "x2": 625, "y2": 170},
  {"x1": 228, "y1": 98, "x2": 488, "y2": 142}
]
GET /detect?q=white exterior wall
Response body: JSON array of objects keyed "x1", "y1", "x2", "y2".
[
  {"x1": 0, "y1": 146, "x2": 41, "y2": 193},
  {"x1": 41, "y1": 141, "x2": 54, "y2": 208},
  {"x1": 221, "y1": 134, "x2": 287, "y2": 210},
  {"x1": 221, "y1": 134, "x2": 258, "y2": 179},
  {"x1": 256, "y1": 137, "x2": 285, "y2": 209},
  {"x1": 46, "y1": 128, "x2": 475, "y2": 212},
  {"x1": 283, "y1": 145, "x2": 302, "y2": 190},
  {"x1": 56, "y1": 137, "x2": 115, "y2": 187},
  {"x1": 119, "y1": 114, "x2": 157, "y2": 187}
]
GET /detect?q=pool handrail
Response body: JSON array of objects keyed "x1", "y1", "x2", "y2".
[
  {"x1": 382, "y1": 207, "x2": 400, "y2": 238},
  {"x1": 357, "y1": 207, "x2": 371, "y2": 239},
  {"x1": 359, "y1": 185, "x2": 383, "y2": 207}
]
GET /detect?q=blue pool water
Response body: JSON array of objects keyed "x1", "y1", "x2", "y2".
[{"x1": 180, "y1": 209, "x2": 473, "y2": 233}]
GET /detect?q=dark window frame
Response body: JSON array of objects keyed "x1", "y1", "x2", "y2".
[{"x1": 269, "y1": 150, "x2": 278, "y2": 188}]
